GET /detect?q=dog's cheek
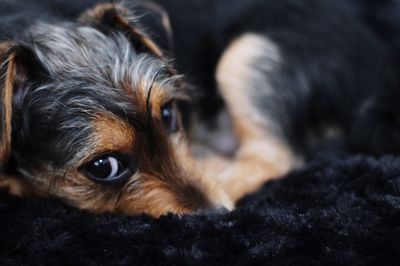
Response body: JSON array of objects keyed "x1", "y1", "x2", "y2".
[
  {"x1": 115, "y1": 178, "x2": 186, "y2": 217},
  {"x1": 30, "y1": 171, "x2": 118, "y2": 212},
  {"x1": 113, "y1": 171, "x2": 223, "y2": 217},
  {"x1": 170, "y1": 132, "x2": 194, "y2": 164}
]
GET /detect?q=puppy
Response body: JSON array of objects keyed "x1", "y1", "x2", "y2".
[
  {"x1": 0, "y1": 1, "x2": 236, "y2": 217},
  {"x1": 0, "y1": 0, "x2": 398, "y2": 217}
]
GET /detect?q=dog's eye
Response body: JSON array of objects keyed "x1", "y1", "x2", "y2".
[
  {"x1": 82, "y1": 155, "x2": 132, "y2": 183},
  {"x1": 161, "y1": 102, "x2": 179, "y2": 133}
]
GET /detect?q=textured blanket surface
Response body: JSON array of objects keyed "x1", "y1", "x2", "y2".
[{"x1": 1, "y1": 155, "x2": 400, "y2": 265}]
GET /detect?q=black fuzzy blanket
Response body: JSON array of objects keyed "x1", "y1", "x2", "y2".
[{"x1": 1, "y1": 155, "x2": 400, "y2": 265}]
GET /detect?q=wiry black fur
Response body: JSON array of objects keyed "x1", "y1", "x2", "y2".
[
  {"x1": 1, "y1": 0, "x2": 400, "y2": 157},
  {"x1": 1, "y1": 154, "x2": 400, "y2": 265},
  {"x1": 1, "y1": 0, "x2": 400, "y2": 264},
  {"x1": 0, "y1": 4, "x2": 180, "y2": 179}
]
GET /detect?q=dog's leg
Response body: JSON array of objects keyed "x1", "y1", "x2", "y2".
[{"x1": 210, "y1": 33, "x2": 301, "y2": 202}]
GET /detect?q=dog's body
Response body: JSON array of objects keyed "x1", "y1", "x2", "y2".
[
  {"x1": 157, "y1": 0, "x2": 400, "y2": 156},
  {"x1": 0, "y1": 0, "x2": 399, "y2": 216}
]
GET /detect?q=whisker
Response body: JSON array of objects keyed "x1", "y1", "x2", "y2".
[
  {"x1": 114, "y1": 178, "x2": 139, "y2": 208},
  {"x1": 145, "y1": 67, "x2": 164, "y2": 123}
]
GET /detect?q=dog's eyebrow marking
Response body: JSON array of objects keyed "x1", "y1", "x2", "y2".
[{"x1": 91, "y1": 114, "x2": 136, "y2": 156}]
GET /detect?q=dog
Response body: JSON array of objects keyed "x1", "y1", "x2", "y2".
[{"x1": 0, "y1": 0, "x2": 399, "y2": 217}]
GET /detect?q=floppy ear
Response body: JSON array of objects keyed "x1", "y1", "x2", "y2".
[
  {"x1": 128, "y1": 1, "x2": 174, "y2": 52},
  {"x1": 0, "y1": 42, "x2": 48, "y2": 173},
  {"x1": 79, "y1": 3, "x2": 167, "y2": 58}
]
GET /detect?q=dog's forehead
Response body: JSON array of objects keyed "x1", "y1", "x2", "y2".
[
  {"x1": 26, "y1": 22, "x2": 180, "y2": 127},
  {"x1": 30, "y1": 22, "x2": 167, "y2": 86}
]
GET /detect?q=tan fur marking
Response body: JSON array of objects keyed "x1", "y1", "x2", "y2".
[
  {"x1": 80, "y1": 3, "x2": 164, "y2": 57},
  {"x1": 149, "y1": 84, "x2": 170, "y2": 119},
  {"x1": 0, "y1": 51, "x2": 16, "y2": 163},
  {"x1": 134, "y1": 82, "x2": 174, "y2": 120},
  {"x1": 213, "y1": 33, "x2": 300, "y2": 201},
  {"x1": 217, "y1": 34, "x2": 280, "y2": 141},
  {"x1": 31, "y1": 106, "x2": 233, "y2": 217},
  {"x1": 91, "y1": 114, "x2": 136, "y2": 155},
  {"x1": 48, "y1": 171, "x2": 121, "y2": 213},
  {"x1": 0, "y1": 40, "x2": 234, "y2": 216},
  {"x1": 115, "y1": 176, "x2": 188, "y2": 217},
  {"x1": 134, "y1": 1, "x2": 173, "y2": 48},
  {"x1": 0, "y1": 42, "x2": 12, "y2": 54}
]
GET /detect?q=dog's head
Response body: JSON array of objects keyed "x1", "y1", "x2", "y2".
[{"x1": 0, "y1": 4, "x2": 232, "y2": 217}]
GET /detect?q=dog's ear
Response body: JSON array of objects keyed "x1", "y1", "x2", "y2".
[
  {"x1": 128, "y1": 1, "x2": 173, "y2": 52},
  {"x1": 79, "y1": 3, "x2": 168, "y2": 58},
  {"x1": 0, "y1": 42, "x2": 48, "y2": 172}
]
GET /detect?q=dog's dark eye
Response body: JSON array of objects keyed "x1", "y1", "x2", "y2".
[
  {"x1": 82, "y1": 155, "x2": 132, "y2": 183},
  {"x1": 161, "y1": 102, "x2": 179, "y2": 133}
]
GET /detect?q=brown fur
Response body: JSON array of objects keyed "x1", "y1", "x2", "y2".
[
  {"x1": 0, "y1": 49, "x2": 14, "y2": 164},
  {"x1": 0, "y1": 56, "x2": 232, "y2": 217},
  {"x1": 212, "y1": 33, "x2": 301, "y2": 201},
  {"x1": 91, "y1": 115, "x2": 136, "y2": 156},
  {"x1": 0, "y1": 43, "x2": 40, "y2": 166},
  {"x1": 0, "y1": 6, "x2": 294, "y2": 218},
  {"x1": 79, "y1": 3, "x2": 164, "y2": 58},
  {"x1": 22, "y1": 117, "x2": 231, "y2": 217}
]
